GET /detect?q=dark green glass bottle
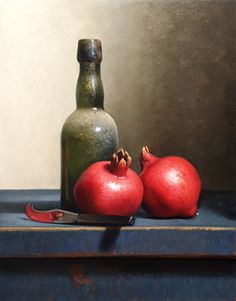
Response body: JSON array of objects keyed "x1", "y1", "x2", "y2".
[{"x1": 61, "y1": 39, "x2": 118, "y2": 210}]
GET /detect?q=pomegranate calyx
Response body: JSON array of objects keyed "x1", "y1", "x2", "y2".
[
  {"x1": 140, "y1": 146, "x2": 158, "y2": 170},
  {"x1": 111, "y1": 148, "x2": 132, "y2": 177}
]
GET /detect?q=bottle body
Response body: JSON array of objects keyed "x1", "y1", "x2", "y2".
[
  {"x1": 61, "y1": 39, "x2": 118, "y2": 210},
  {"x1": 61, "y1": 108, "x2": 118, "y2": 210}
]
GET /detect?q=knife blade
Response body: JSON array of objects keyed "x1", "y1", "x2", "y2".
[{"x1": 25, "y1": 204, "x2": 135, "y2": 226}]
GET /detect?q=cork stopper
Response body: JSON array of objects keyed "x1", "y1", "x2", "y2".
[{"x1": 77, "y1": 39, "x2": 102, "y2": 62}]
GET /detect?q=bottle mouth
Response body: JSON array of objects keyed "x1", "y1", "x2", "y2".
[{"x1": 77, "y1": 39, "x2": 102, "y2": 62}]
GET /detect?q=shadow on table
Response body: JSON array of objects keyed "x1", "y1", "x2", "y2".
[
  {"x1": 200, "y1": 191, "x2": 236, "y2": 221},
  {"x1": 99, "y1": 227, "x2": 121, "y2": 251}
]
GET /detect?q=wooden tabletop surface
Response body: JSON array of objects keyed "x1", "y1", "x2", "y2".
[{"x1": 0, "y1": 190, "x2": 235, "y2": 258}]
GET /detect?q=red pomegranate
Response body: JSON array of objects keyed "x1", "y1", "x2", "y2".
[
  {"x1": 140, "y1": 146, "x2": 201, "y2": 218},
  {"x1": 73, "y1": 149, "x2": 143, "y2": 216}
]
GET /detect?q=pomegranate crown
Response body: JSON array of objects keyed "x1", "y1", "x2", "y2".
[
  {"x1": 140, "y1": 146, "x2": 158, "y2": 170},
  {"x1": 110, "y1": 148, "x2": 132, "y2": 177}
]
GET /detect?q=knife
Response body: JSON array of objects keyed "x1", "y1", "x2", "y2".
[{"x1": 25, "y1": 204, "x2": 135, "y2": 226}]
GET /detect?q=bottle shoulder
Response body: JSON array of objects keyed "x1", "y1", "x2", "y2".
[
  {"x1": 63, "y1": 108, "x2": 115, "y2": 124},
  {"x1": 62, "y1": 108, "x2": 118, "y2": 136}
]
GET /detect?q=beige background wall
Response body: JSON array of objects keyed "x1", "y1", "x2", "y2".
[{"x1": 0, "y1": 0, "x2": 235, "y2": 190}]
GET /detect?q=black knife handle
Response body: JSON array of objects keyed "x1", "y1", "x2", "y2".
[{"x1": 76, "y1": 214, "x2": 135, "y2": 226}]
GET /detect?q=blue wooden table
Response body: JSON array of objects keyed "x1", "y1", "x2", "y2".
[{"x1": 0, "y1": 190, "x2": 235, "y2": 300}]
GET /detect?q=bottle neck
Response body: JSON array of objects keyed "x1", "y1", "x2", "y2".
[{"x1": 76, "y1": 61, "x2": 104, "y2": 108}]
